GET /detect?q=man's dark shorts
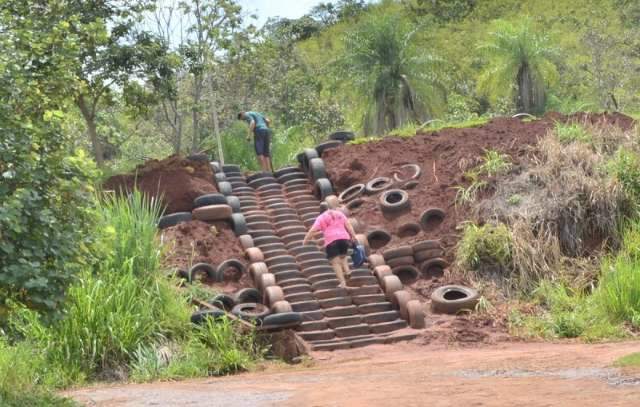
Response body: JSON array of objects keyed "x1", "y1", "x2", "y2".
[{"x1": 254, "y1": 128, "x2": 272, "y2": 157}]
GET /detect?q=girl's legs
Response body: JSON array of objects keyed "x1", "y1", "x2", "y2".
[
  {"x1": 330, "y1": 256, "x2": 347, "y2": 287},
  {"x1": 340, "y1": 255, "x2": 350, "y2": 280}
]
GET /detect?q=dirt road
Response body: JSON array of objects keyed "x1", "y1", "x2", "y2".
[{"x1": 68, "y1": 341, "x2": 640, "y2": 406}]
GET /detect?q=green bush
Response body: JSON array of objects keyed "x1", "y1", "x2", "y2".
[
  {"x1": 456, "y1": 222, "x2": 513, "y2": 272},
  {"x1": 555, "y1": 122, "x2": 592, "y2": 144},
  {"x1": 608, "y1": 147, "x2": 640, "y2": 205}
]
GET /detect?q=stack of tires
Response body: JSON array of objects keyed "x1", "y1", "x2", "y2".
[
  {"x1": 411, "y1": 240, "x2": 448, "y2": 278},
  {"x1": 296, "y1": 149, "x2": 333, "y2": 201},
  {"x1": 382, "y1": 245, "x2": 419, "y2": 285}
]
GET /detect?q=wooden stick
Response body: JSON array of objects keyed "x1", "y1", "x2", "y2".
[{"x1": 433, "y1": 161, "x2": 439, "y2": 184}]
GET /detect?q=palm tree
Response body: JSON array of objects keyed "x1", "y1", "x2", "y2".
[
  {"x1": 478, "y1": 18, "x2": 558, "y2": 115},
  {"x1": 341, "y1": 12, "x2": 444, "y2": 135}
]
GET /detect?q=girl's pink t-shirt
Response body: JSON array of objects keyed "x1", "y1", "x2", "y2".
[{"x1": 312, "y1": 210, "x2": 350, "y2": 247}]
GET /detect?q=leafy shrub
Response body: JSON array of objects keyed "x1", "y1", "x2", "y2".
[
  {"x1": 607, "y1": 147, "x2": 640, "y2": 207},
  {"x1": 555, "y1": 122, "x2": 592, "y2": 144},
  {"x1": 456, "y1": 222, "x2": 513, "y2": 273}
]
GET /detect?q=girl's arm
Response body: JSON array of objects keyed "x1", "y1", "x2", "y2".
[
  {"x1": 303, "y1": 226, "x2": 319, "y2": 245},
  {"x1": 345, "y1": 217, "x2": 357, "y2": 241}
]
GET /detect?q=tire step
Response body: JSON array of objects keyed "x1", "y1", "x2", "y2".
[
  {"x1": 319, "y1": 296, "x2": 352, "y2": 309},
  {"x1": 311, "y1": 279, "x2": 340, "y2": 291},
  {"x1": 363, "y1": 310, "x2": 401, "y2": 325},
  {"x1": 313, "y1": 287, "x2": 348, "y2": 300},
  {"x1": 290, "y1": 300, "x2": 321, "y2": 312},
  {"x1": 278, "y1": 278, "x2": 310, "y2": 288},
  {"x1": 334, "y1": 323, "x2": 371, "y2": 338},
  {"x1": 274, "y1": 271, "x2": 305, "y2": 282},
  {"x1": 298, "y1": 320, "x2": 328, "y2": 332},
  {"x1": 298, "y1": 329, "x2": 336, "y2": 341},
  {"x1": 323, "y1": 305, "x2": 359, "y2": 318},
  {"x1": 282, "y1": 284, "x2": 312, "y2": 296},
  {"x1": 345, "y1": 335, "x2": 385, "y2": 348},
  {"x1": 349, "y1": 269, "x2": 372, "y2": 278},
  {"x1": 348, "y1": 285, "x2": 381, "y2": 296},
  {"x1": 309, "y1": 341, "x2": 351, "y2": 352},
  {"x1": 352, "y1": 294, "x2": 387, "y2": 305},
  {"x1": 285, "y1": 292, "x2": 315, "y2": 303},
  {"x1": 369, "y1": 319, "x2": 408, "y2": 334},
  {"x1": 299, "y1": 310, "x2": 324, "y2": 321},
  {"x1": 348, "y1": 276, "x2": 378, "y2": 287},
  {"x1": 326, "y1": 314, "x2": 363, "y2": 329},
  {"x1": 358, "y1": 302, "x2": 393, "y2": 314}
]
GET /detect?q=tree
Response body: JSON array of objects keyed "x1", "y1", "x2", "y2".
[
  {"x1": 341, "y1": 12, "x2": 445, "y2": 135},
  {"x1": 478, "y1": 18, "x2": 558, "y2": 115},
  {"x1": 63, "y1": 1, "x2": 168, "y2": 167},
  {"x1": 0, "y1": 0, "x2": 97, "y2": 316}
]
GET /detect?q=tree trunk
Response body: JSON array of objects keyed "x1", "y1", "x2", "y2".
[
  {"x1": 77, "y1": 94, "x2": 104, "y2": 167},
  {"x1": 517, "y1": 64, "x2": 532, "y2": 113},
  {"x1": 209, "y1": 76, "x2": 224, "y2": 164},
  {"x1": 191, "y1": 74, "x2": 202, "y2": 154}
]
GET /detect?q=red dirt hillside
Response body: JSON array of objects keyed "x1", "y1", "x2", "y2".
[{"x1": 322, "y1": 112, "x2": 636, "y2": 259}]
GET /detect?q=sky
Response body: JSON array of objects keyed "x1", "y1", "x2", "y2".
[{"x1": 238, "y1": 0, "x2": 327, "y2": 26}]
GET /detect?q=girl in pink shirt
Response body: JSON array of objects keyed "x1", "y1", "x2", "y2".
[{"x1": 303, "y1": 203, "x2": 357, "y2": 287}]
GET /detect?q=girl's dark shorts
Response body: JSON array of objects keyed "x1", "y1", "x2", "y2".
[{"x1": 325, "y1": 239, "x2": 350, "y2": 260}]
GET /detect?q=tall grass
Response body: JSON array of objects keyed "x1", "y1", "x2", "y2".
[{"x1": 5, "y1": 189, "x2": 263, "y2": 393}]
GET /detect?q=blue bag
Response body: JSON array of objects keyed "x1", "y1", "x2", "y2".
[{"x1": 351, "y1": 244, "x2": 366, "y2": 267}]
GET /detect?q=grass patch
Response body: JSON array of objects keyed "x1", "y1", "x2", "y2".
[
  {"x1": 555, "y1": 122, "x2": 592, "y2": 144},
  {"x1": 419, "y1": 116, "x2": 490, "y2": 132},
  {"x1": 614, "y1": 352, "x2": 640, "y2": 368},
  {"x1": 456, "y1": 222, "x2": 513, "y2": 273},
  {"x1": 454, "y1": 149, "x2": 511, "y2": 206}
]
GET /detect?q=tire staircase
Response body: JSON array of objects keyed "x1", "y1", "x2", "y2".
[{"x1": 220, "y1": 165, "x2": 420, "y2": 351}]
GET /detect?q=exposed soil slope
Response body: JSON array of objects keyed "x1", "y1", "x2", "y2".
[
  {"x1": 104, "y1": 155, "x2": 217, "y2": 213},
  {"x1": 323, "y1": 112, "x2": 636, "y2": 262}
]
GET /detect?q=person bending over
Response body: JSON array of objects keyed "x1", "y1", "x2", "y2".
[
  {"x1": 237, "y1": 111, "x2": 273, "y2": 172},
  {"x1": 302, "y1": 200, "x2": 357, "y2": 287}
]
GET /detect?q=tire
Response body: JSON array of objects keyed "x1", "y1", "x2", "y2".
[
  {"x1": 393, "y1": 290, "x2": 411, "y2": 318},
  {"x1": 383, "y1": 245, "x2": 413, "y2": 260},
  {"x1": 345, "y1": 198, "x2": 365, "y2": 212},
  {"x1": 274, "y1": 166, "x2": 301, "y2": 178},
  {"x1": 187, "y1": 153, "x2": 208, "y2": 162},
  {"x1": 249, "y1": 262, "x2": 268, "y2": 284},
  {"x1": 158, "y1": 212, "x2": 192, "y2": 229},
  {"x1": 194, "y1": 193, "x2": 227, "y2": 208},
  {"x1": 391, "y1": 265, "x2": 419, "y2": 284},
  {"x1": 208, "y1": 294, "x2": 235, "y2": 312},
  {"x1": 374, "y1": 266, "x2": 393, "y2": 287},
  {"x1": 192, "y1": 204, "x2": 232, "y2": 221},
  {"x1": 338, "y1": 184, "x2": 365, "y2": 202},
  {"x1": 271, "y1": 300, "x2": 293, "y2": 314},
  {"x1": 420, "y1": 257, "x2": 448, "y2": 277},
  {"x1": 245, "y1": 247, "x2": 265, "y2": 263},
  {"x1": 222, "y1": 164, "x2": 241, "y2": 173},
  {"x1": 279, "y1": 173, "x2": 307, "y2": 184},
  {"x1": 217, "y1": 259, "x2": 245, "y2": 282},
  {"x1": 314, "y1": 178, "x2": 333, "y2": 200},
  {"x1": 230, "y1": 213, "x2": 248, "y2": 235},
  {"x1": 266, "y1": 255, "x2": 297, "y2": 267},
  {"x1": 407, "y1": 300, "x2": 426, "y2": 328},
  {"x1": 191, "y1": 308, "x2": 226, "y2": 325},
  {"x1": 264, "y1": 285, "x2": 285, "y2": 307},
  {"x1": 414, "y1": 248, "x2": 444, "y2": 263},
  {"x1": 412, "y1": 240, "x2": 442, "y2": 252},
  {"x1": 329, "y1": 131, "x2": 355, "y2": 142},
  {"x1": 383, "y1": 275, "x2": 403, "y2": 300},
  {"x1": 366, "y1": 229, "x2": 392, "y2": 250},
  {"x1": 234, "y1": 288, "x2": 261, "y2": 304},
  {"x1": 246, "y1": 171, "x2": 272, "y2": 183},
  {"x1": 386, "y1": 256, "x2": 415, "y2": 269},
  {"x1": 308, "y1": 158, "x2": 327, "y2": 181},
  {"x1": 226, "y1": 196, "x2": 241, "y2": 213},
  {"x1": 231, "y1": 303, "x2": 270, "y2": 321},
  {"x1": 258, "y1": 273, "x2": 276, "y2": 292},
  {"x1": 396, "y1": 223, "x2": 421, "y2": 239},
  {"x1": 239, "y1": 234, "x2": 254, "y2": 250},
  {"x1": 214, "y1": 172, "x2": 226, "y2": 183},
  {"x1": 300, "y1": 148, "x2": 319, "y2": 173},
  {"x1": 392, "y1": 163, "x2": 422, "y2": 182},
  {"x1": 401, "y1": 180, "x2": 419, "y2": 190},
  {"x1": 366, "y1": 177, "x2": 393, "y2": 194},
  {"x1": 419, "y1": 208, "x2": 446, "y2": 232},
  {"x1": 211, "y1": 161, "x2": 222, "y2": 173},
  {"x1": 261, "y1": 312, "x2": 303, "y2": 330},
  {"x1": 379, "y1": 189, "x2": 410, "y2": 213},
  {"x1": 431, "y1": 285, "x2": 479, "y2": 315},
  {"x1": 315, "y1": 140, "x2": 342, "y2": 156},
  {"x1": 368, "y1": 254, "x2": 386, "y2": 268},
  {"x1": 188, "y1": 263, "x2": 216, "y2": 283}
]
